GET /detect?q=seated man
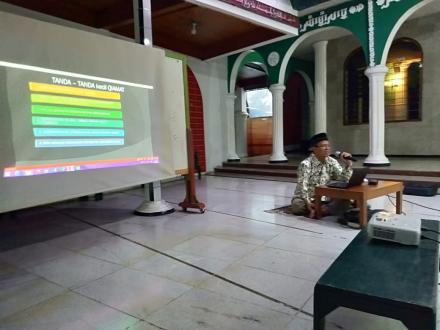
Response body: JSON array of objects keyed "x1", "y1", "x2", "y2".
[{"x1": 291, "y1": 132, "x2": 353, "y2": 218}]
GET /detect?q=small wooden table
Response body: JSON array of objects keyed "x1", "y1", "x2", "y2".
[{"x1": 315, "y1": 180, "x2": 403, "y2": 227}]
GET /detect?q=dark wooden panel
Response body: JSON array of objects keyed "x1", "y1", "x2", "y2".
[{"x1": 4, "y1": 0, "x2": 288, "y2": 59}]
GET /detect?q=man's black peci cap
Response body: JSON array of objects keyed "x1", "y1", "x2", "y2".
[{"x1": 308, "y1": 132, "x2": 328, "y2": 149}]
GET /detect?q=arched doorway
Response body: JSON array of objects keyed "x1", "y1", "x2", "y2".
[
  {"x1": 234, "y1": 62, "x2": 270, "y2": 157},
  {"x1": 283, "y1": 72, "x2": 308, "y2": 153},
  {"x1": 187, "y1": 67, "x2": 206, "y2": 172}
]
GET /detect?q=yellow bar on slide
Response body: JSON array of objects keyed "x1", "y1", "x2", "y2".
[{"x1": 29, "y1": 82, "x2": 120, "y2": 100}]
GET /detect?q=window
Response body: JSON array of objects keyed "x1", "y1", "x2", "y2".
[
  {"x1": 343, "y1": 49, "x2": 369, "y2": 125},
  {"x1": 344, "y1": 38, "x2": 423, "y2": 125},
  {"x1": 246, "y1": 88, "x2": 272, "y2": 118}
]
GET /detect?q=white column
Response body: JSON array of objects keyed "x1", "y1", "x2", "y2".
[
  {"x1": 308, "y1": 100, "x2": 315, "y2": 138},
  {"x1": 235, "y1": 88, "x2": 248, "y2": 157},
  {"x1": 269, "y1": 84, "x2": 287, "y2": 163},
  {"x1": 235, "y1": 112, "x2": 248, "y2": 157},
  {"x1": 133, "y1": 0, "x2": 152, "y2": 46},
  {"x1": 364, "y1": 65, "x2": 390, "y2": 166},
  {"x1": 313, "y1": 41, "x2": 328, "y2": 134},
  {"x1": 225, "y1": 93, "x2": 240, "y2": 161}
]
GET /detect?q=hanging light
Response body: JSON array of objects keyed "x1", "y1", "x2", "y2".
[{"x1": 191, "y1": 21, "x2": 198, "y2": 35}]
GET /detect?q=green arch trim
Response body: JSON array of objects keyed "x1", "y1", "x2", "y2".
[
  {"x1": 227, "y1": 50, "x2": 267, "y2": 93},
  {"x1": 374, "y1": 0, "x2": 425, "y2": 65},
  {"x1": 285, "y1": 58, "x2": 314, "y2": 86},
  {"x1": 299, "y1": 1, "x2": 369, "y2": 62}
]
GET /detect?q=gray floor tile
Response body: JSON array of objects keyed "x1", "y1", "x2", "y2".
[
  {"x1": 217, "y1": 263, "x2": 315, "y2": 309},
  {"x1": 126, "y1": 320, "x2": 164, "y2": 329},
  {"x1": 47, "y1": 227, "x2": 156, "y2": 266},
  {"x1": 167, "y1": 251, "x2": 234, "y2": 273},
  {"x1": 74, "y1": 267, "x2": 191, "y2": 319},
  {"x1": 0, "y1": 242, "x2": 76, "y2": 270},
  {"x1": 0, "y1": 291, "x2": 138, "y2": 330},
  {"x1": 79, "y1": 237, "x2": 155, "y2": 266},
  {"x1": 300, "y1": 296, "x2": 313, "y2": 315},
  {"x1": 124, "y1": 226, "x2": 197, "y2": 251},
  {"x1": 198, "y1": 276, "x2": 298, "y2": 318},
  {"x1": 286, "y1": 316, "x2": 341, "y2": 330},
  {"x1": 29, "y1": 252, "x2": 123, "y2": 288},
  {"x1": 169, "y1": 235, "x2": 258, "y2": 261},
  {"x1": 264, "y1": 231, "x2": 350, "y2": 259},
  {"x1": 146, "y1": 288, "x2": 294, "y2": 330},
  {"x1": 238, "y1": 246, "x2": 334, "y2": 281},
  {"x1": 46, "y1": 228, "x2": 116, "y2": 251},
  {"x1": 0, "y1": 262, "x2": 65, "y2": 320},
  {"x1": 326, "y1": 307, "x2": 407, "y2": 330},
  {"x1": 130, "y1": 254, "x2": 225, "y2": 287}
]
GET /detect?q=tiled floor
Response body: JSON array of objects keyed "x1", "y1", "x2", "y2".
[{"x1": 0, "y1": 176, "x2": 439, "y2": 329}]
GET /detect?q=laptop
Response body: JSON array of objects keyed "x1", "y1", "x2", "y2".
[{"x1": 326, "y1": 167, "x2": 369, "y2": 189}]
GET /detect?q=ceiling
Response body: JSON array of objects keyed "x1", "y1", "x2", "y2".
[{"x1": 0, "y1": 0, "x2": 285, "y2": 60}]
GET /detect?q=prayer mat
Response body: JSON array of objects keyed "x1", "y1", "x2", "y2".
[{"x1": 264, "y1": 205, "x2": 293, "y2": 215}]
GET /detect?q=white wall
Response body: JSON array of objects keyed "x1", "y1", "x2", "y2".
[
  {"x1": 327, "y1": 12, "x2": 440, "y2": 155},
  {"x1": 188, "y1": 57, "x2": 228, "y2": 171}
]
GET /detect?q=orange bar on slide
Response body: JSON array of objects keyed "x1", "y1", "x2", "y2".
[{"x1": 29, "y1": 82, "x2": 121, "y2": 100}]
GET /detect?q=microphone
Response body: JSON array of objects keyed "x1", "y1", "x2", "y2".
[{"x1": 334, "y1": 151, "x2": 357, "y2": 162}]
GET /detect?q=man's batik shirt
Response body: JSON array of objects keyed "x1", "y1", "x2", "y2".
[{"x1": 293, "y1": 153, "x2": 353, "y2": 204}]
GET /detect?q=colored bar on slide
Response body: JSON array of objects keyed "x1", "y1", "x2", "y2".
[
  {"x1": 35, "y1": 138, "x2": 124, "y2": 148},
  {"x1": 4, "y1": 156, "x2": 159, "y2": 171},
  {"x1": 32, "y1": 116, "x2": 123, "y2": 128},
  {"x1": 31, "y1": 94, "x2": 121, "y2": 109},
  {"x1": 32, "y1": 105, "x2": 122, "y2": 119},
  {"x1": 29, "y1": 82, "x2": 121, "y2": 100},
  {"x1": 33, "y1": 128, "x2": 125, "y2": 137},
  {"x1": 3, "y1": 157, "x2": 160, "y2": 178}
]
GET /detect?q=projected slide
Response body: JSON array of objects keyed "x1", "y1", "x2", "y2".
[{"x1": 1, "y1": 61, "x2": 158, "y2": 178}]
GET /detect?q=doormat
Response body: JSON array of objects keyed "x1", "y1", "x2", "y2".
[{"x1": 264, "y1": 205, "x2": 293, "y2": 215}]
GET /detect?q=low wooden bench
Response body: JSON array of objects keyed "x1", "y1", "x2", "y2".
[{"x1": 314, "y1": 219, "x2": 439, "y2": 330}]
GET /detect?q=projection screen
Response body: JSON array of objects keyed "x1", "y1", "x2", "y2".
[{"x1": 0, "y1": 11, "x2": 187, "y2": 213}]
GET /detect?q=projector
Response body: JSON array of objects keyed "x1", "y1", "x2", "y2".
[{"x1": 367, "y1": 212, "x2": 421, "y2": 246}]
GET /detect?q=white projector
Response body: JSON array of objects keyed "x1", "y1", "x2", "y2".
[{"x1": 367, "y1": 212, "x2": 421, "y2": 246}]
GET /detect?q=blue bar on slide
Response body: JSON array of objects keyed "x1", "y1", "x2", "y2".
[
  {"x1": 33, "y1": 128, "x2": 125, "y2": 137},
  {"x1": 35, "y1": 138, "x2": 124, "y2": 148}
]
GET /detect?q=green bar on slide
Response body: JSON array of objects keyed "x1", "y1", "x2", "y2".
[
  {"x1": 31, "y1": 105, "x2": 122, "y2": 119},
  {"x1": 31, "y1": 94, "x2": 121, "y2": 109},
  {"x1": 32, "y1": 116, "x2": 124, "y2": 128}
]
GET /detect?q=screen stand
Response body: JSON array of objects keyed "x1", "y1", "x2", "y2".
[{"x1": 134, "y1": 181, "x2": 174, "y2": 216}]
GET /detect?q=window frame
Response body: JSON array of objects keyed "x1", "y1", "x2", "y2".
[
  {"x1": 343, "y1": 38, "x2": 423, "y2": 126},
  {"x1": 245, "y1": 87, "x2": 273, "y2": 119}
]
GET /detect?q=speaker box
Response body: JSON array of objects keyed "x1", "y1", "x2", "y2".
[{"x1": 403, "y1": 183, "x2": 438, "y2": 197}]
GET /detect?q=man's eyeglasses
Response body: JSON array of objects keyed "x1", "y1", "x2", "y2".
[{"x1": 315, "y1": 144, "x2": 331, "y2": 149}]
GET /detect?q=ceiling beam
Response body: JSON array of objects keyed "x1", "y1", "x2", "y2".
[
  {"x1": 95, "y1": 0, "x2": 133, "y2": 29},
  {"x1": 201, "y1": 27, "x2": 281, "y2": 59},
  {"x1": 151, "y1": 0, "x2": 184, "y2": 12},
  {"x1": 152, "y1": 31, "x2": 205, "y2": 58},
  {"x1": 1, "y1": 0, "x2": 95, "y2": 25},
  {"x1": 152, "y1": 2, "x2": 195, "y2": 18}
]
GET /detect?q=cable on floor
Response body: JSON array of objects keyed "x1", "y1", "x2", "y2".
[{"x1": 387, "y1": 195, "x2": 440, "y2": 214}]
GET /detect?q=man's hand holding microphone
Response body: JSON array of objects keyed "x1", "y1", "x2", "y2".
[{"x1": 334, "y1": 150, "x2": 356, "y2": 167}]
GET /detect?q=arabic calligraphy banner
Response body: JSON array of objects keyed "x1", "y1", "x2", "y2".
[{"x1": 218, "y1": 0, "x2": 299, "y2": 28}]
